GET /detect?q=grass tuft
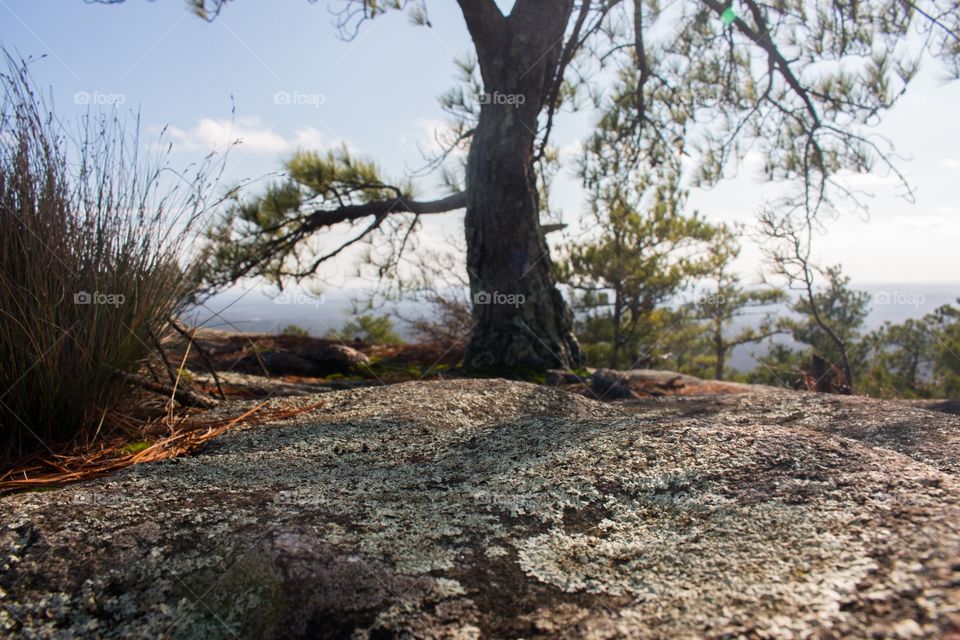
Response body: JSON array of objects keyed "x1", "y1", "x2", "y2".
[{"x1": 0, "y1": 51, "x2": 225, "y2": 460}]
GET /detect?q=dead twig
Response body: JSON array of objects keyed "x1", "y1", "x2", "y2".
[
  {"x1": 169, "y1": 319, "x2": 227, "y2": 400},
  {"x1": 112, "y1": 370, "x2": 220, "y2": 409}
]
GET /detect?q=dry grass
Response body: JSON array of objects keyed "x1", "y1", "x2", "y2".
[
  {"x1": 0, "y1": 400, "x2": 327, "y2": 494},
  {"x1": 0, "y1": 50, "x2": 227, "y2": 460}
]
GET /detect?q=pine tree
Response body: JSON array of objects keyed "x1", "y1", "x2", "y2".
[
  {"x1": 103, "y1": 0, "x2": 960, "y2": 371},
  {"x1": 688, "y1": 225, "x2": 787, "y2": 380}
]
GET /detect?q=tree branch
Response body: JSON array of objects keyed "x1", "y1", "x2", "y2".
[
  {"x1": 701, "y1": 0, "x2": 821, "y2": 129},
  {"x1": 212, "y1": 191, "x2": 467, "y2": 287},
  {"x1": 299, "y1": 191, "x2": 466, "y2": 235},
  {"x1": 456, "y1": 0, "x2": 507, "y2": 69}
]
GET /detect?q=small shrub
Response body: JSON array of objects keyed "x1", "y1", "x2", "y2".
[
  {"x1": 408, "y1": 295, "x2": 474, "y2": 351},
  {"x1": 325, "y1": 314, "x2": 402, "y2": 345},
  {"x1": 0, "y1": 52, "x2": 223, "y2": 460},
  {"x1": 280, "y1": 324, "x2": 310, "y2": 337}
]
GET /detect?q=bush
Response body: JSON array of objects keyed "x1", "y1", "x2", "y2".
[
  {"x1": 407, "y1": 294, "x2": 473, "y2": 350},
  {"x1": 325, "y1": 314, "x2": 402, "y2": 345},
  {"x1": 0, "y1": 53, "x2": 222, "y2": 460},
  {"x1": 280, "y1": 324, "x2": 310, "y2": 337}
]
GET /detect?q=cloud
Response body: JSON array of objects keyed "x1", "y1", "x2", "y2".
[
  {"x1": 942, "y1": 158, "x2": 960, "y2": 170},
  {"x1": 557, "y1": 139, "x2": 583, "y2": 164},
  {"x1": 166, "y1": 117, "x2": 332, "y2": 154},
  {"x1": 832, "y1": 168, "x2": 904, "y2": 190}
]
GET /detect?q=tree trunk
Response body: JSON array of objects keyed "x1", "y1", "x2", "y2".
[
  {"x1": 714, "y1": 346, "x2": 726, "y2": 381},
  {"x1": 459, "y1": 0, "x2": 582, "y2": 371},
  {"x1": 713, "y1": 324, "x2": 725, "y2": 380},
  {"x1": 610, "y1": 287, "x2": 623, "y2": 369}
]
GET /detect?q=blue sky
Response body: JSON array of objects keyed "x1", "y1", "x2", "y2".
[{"x1": 1, "y1": 0, "x2": 958, "y2": 296}]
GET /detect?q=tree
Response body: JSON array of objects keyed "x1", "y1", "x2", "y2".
[
  {"x1": 932, "y1": 303, "x2": 960, "y2": 397},
  {"x1": 326, "y1": 313, "x2": 403, "y2": 344},
  {"x1": 688, "y1": 225, "x2": 786, "y2": 380},
  {"x1": 757, "y1": 207, "x2": 870, "y2": 392},
  {"x1": 559, "y1": 165, "x2": 715, "y2": 369},
  {"x1": 750, "y1": 342, "x2": 807, "y2": 389},
  {"x1": 790, "y1": 266, "x2": 870, "y2": 383},
  {"x1": 860, "y1": 318, "x2": 937, "y2": 397},
  {"x1": 103, "y1": 0, "x2": 960, "y2": 372},
  {"x1": 859, "y1": 301, "x2": 960, "y2": 398}
]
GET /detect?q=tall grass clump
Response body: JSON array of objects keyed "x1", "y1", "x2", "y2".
[{"x1": 0, "y1": 52, "x2": 225, "y2": 461}]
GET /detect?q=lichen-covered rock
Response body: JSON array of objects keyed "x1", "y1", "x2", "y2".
[
  {"x1": 2, "y1": 380, "x2": 960, "y2": 639},
  {"x1": 234, "y1": 344, "x2": 372, "y2": 378},
  {"x1": 590, "y1": 368, "x2": 717, "y2": 399},
  {"x1": 298, "y1": 343, "x2": 370, "y2": 373}
]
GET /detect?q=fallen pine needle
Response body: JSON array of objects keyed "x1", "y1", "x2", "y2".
[{"x1": 0, "y1": 401, "x2": 327, "y2": 493}]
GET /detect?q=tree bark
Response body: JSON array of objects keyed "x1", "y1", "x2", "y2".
[
  {"x1": 610, "y1": 285, "x2": 623, "y2": 369},
  {"x1": 715, "y1": 346, "x2": 726, "y2": 381},
  {"x1": 713, "y1": 323, "x2": 725, "y2": 380},
  {"x1": 460, "y1": 0, "x2": 582, "y2": 371}
]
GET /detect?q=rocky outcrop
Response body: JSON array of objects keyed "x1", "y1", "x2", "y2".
[
  {"x1": 2, "y1": 380, "x2": 960, "y2": 638},
  {"x1": 297, "y1": 343, "x2": 370, "y2": 373},
  {"x1": 589, "y1": 367, "x2": 751, "y2": 398},
  {"x1": 235, "y1": 344, "x2": 371, "y2": 378},
  {"x1": 236, "y1": 351, "x2": 328, "y2": 377}
]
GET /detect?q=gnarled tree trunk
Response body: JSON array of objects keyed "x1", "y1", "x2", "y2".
[{"x1": 459, "y1": 0, "x2": 582, "y2": 371}]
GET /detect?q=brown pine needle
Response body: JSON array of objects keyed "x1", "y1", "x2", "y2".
[{"x1": 0, "y1": 401, "x2": 327, "y2": 493}]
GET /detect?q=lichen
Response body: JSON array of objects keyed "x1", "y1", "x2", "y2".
[{"x1": 1, "y1": 379, "x2": 959, "y2": 638}]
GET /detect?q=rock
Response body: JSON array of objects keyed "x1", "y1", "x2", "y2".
[
  {"x1": 592, "y1": 368, "x2": 712, "y2": 399},
  {"x1": 925, "y1": 399, "x2": 960, "y2": 416},
  {"x1": 622, "y1": 368, "x2": 702, "y2": 387},
  {"x1": 232, "y1": 344, "x2": 370, "y2": 377},
  {"x1": 298, "y1": 343, "x2": 370, "y2": 373},
  {"x1": 591, "y1": 368, "x2": 637, "y2": 398},
  {"x1": 191, "y1": 371, "x2": 375, "y2": 397},
  {"x1": 236, "y1": 352, "x2": 326, "y2": 377},
  {"x1": 545, "y1": 369, "x2": 591, "y2": 386},
  {"x1": 2, "y1": 380, "x2": 960, "y2": 638}
]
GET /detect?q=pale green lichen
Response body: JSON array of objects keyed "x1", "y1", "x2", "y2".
[
  {"x1": 433, "y1": 577, "x2": 467, "y2": 598},
  {"x1": 1, "y1": 379, "x2": 959, "y2": 638},
  {"x1": 484, "y1": 544, "x2": 509, "y2": 558}
]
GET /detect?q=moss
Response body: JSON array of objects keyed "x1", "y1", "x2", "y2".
[{"x1": 122, "y1": 441, "x2": 151, "y2": 455}]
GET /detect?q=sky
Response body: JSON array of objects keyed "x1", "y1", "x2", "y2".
[{"x1": 1, "y1": 0, "x2": 958, "y2": 303}]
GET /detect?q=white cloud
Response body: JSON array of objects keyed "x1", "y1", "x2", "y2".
[
  {"x1": 166, "y1": 117, "x2": 332, "y2": 154},
  {"x1": 833, "y1": 168, "x2": 904, "y2": 190},
  {"x1": 942, "y1": 158, "x2": 960, "y2": 170},
  {"x1": 290, "y1": 127, "x2": 329, "y2": 150},
  {"x1": 557, "y1": 139, "x2": 583, "y2": 165}
]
